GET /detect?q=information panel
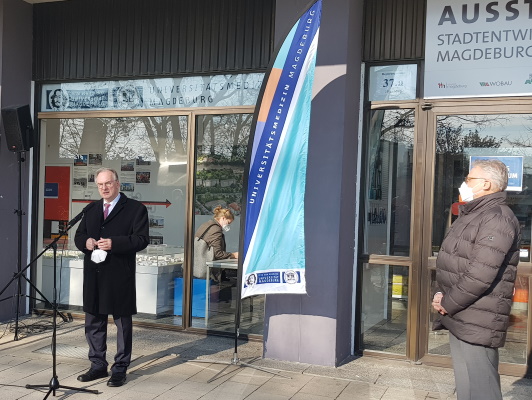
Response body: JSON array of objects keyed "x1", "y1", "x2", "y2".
[
  {"x1": 425, "y1": 0, "x2": 532, "y2": 98},
  {"x1": 369, "y1": 64, "x2": 417, "y2": 101}
]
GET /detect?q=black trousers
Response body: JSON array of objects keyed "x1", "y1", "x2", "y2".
[{"x1": 85, "y1": 312, "x2": 132, "y2": 374}]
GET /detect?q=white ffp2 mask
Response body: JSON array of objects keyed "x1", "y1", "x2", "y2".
[
  {"x1": 91, "y1": 249, "x2": 107, "y2": 264},
  {"x1": 459, "y1": 182, "x2": 474, "y2": 202}
]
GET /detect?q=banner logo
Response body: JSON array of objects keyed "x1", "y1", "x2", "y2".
[{"x1": 479, "y1": 81, "x2": 512, "y2": 87}]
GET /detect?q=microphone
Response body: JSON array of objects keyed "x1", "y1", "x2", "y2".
[{"x1": 66, "y1": 201, "x2": 97, "y2": 229}]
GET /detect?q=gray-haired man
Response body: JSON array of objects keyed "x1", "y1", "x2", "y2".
[{"x1": 432, "y1": 159, "x2": 521, "y2": 400}]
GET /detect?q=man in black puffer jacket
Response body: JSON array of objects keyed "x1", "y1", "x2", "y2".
[{"x1": 432, "y1": 159, "x2": 520, "y2": 400}]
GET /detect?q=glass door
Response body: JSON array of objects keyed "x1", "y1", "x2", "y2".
[
  {"x1": 359, "y1": 105, "x2": 418, "y2": 357},
  {"x1": 420, "y1": 101, "x2": 532, "y2": 375}
]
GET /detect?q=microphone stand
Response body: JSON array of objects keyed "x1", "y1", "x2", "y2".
[{"x1": 0, "y1": 205, "x2": 99, "y2": 398}]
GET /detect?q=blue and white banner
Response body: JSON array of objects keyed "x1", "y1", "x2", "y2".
[{"x1": 241, "y1": 0, "x2": 322, "y2": 298}]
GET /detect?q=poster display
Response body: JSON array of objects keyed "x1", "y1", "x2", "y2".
[
  {"x1": 70, "y1": 156, "x2": 183, "y2": 246},
  {"x1": 425, "y1": 0, "x2": 532, "y2": 98},
  {"x1": 44, "y1": 167, "x2": 70, "y2": 221}
]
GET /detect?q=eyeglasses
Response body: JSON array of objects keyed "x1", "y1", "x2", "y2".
[
  {"x1": 96, "y1": 181, "x2": 116, "y2": 189},
  {"x1": 464, "y1": 177, "x2": 487, "y2": 184}
]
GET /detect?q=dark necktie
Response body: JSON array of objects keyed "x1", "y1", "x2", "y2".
[{"x1": 104, "y1": 203, "x2": 110, "y2": 219}]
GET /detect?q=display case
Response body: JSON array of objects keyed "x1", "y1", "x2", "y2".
[
  {"x1": 136, "y1": 245, "x2": 184, "y2": 315},
  {"x1": 41, "y1": 245, "x2": 184, "y2": 315}
]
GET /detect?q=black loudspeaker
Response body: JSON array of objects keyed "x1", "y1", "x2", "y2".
[{"x1": 1, "y1": 105, "x2": 34, "y2": 152}]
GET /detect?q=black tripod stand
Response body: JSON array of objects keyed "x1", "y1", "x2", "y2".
[
  {"x1": 0, "y1": 150, "x2": 69, "y2": 330},
  {"x1": 12, "y1": 151, "x2": 26, "y2": 340},
  {"x1": 193, "y1": 263, "x2": 291, "y2": 383},
  {"x1": 0, "y1": 209, "x2": 98, "y2": 399}
]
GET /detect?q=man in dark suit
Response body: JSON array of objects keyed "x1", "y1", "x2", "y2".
[{"x1": 74, "y1": 167, "x2": 149, "y2": 387}]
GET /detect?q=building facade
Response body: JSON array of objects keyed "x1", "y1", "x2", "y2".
[{"x1": 0, "y1": 0, "x2": 530, "y2": 376}]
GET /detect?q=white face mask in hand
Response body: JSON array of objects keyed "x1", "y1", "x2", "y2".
[{"x1": 91, "y1": 249, "x2": 107, "y2": 264}]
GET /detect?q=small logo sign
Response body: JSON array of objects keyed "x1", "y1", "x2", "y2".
[
  {"x1": 44, "y1": 183, "x2": 59, "y2": 198},
  {"x1": 48, "y1": 89, "x2": 69, "y2": 110},
  {"x1": 437, "y1": 82, "x2": 467, "y2": 89},
  {"x1": 479, "y1": 81, "x2": 512, "y2": 87},
  {"x1": 283, "y1": 270, "x2": 298, "y2": 284}
]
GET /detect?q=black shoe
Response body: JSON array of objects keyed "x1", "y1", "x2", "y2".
[
  {"x1": 77, "y1": 368, "x2": 108, "y2": 382},
  {"x1": 107, "y1": 372, "x2": 127, "y2": 387}
]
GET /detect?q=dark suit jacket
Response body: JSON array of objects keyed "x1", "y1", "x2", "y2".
[{"x1": 74, "y1": 193, "x2": 149, "y2": 316}]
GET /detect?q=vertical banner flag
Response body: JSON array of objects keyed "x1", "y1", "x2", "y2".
[{"x1": 240, "y1": 0, "x2": 322, "y2": 298}]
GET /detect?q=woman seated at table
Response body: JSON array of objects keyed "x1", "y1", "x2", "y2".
[{"x1": 194, "y1": 206, "x2": 238, "y2": 280}]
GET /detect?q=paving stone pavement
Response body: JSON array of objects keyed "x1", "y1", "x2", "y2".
[{"x1": 0, "y1": 316, "x2": 530, "y2": 399}]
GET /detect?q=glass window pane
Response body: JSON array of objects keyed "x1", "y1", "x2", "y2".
[
  {"x1": 363, "y1": 109, "x2": 414, "y2": 256},
  {"x1": 192, "y1": 113, "x2": 264, "y2": 334},
  {"x1": 429, "y1": 113, "x2": 531, "y2": 364},
  {"x1": 361, "y1": 263, "x2": 408, "y2": 355},
  {"x1": 432, "y1": 114, "x2": 532, "y2": 254},
  {"x1": 39, "y1": 116, "x2": 188, "y2": 327}
]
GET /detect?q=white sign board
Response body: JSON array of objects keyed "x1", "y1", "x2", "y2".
[
  {"x1": 369, "y1": 64, "x2": 417, "y2": 101},
  {"x1": 424, "y1": 0, "x2": 532, "y2": 98},
  {"x1": 41, "y1": 73, "x2": 264, "y2": 112}
]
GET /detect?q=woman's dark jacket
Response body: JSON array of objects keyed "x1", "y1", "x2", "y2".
[
  {"x1": 195, "y1": 219, "x2": 234, "y2": 260},
  {"x1": 74, "y1": 194, "x2": 149, "y2": 316},
  {"x1": 434, "y1": 191, "x2": 520, "y2": 348}
]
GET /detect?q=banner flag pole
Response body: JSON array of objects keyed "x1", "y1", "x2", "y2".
[
  {"x1": 193, "y1": 0, "x2": 323, "y2": 382},
  {"x1": 239, "y1": 0, "x2": 322, "y2": 300}
]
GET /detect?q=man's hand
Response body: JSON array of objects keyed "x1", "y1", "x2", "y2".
[
  {"x1": 96, "y1": 237, "x2": 112, "y2": 251},
  {"x1": 432, "y1": 292, "x2": 448, "y2": 315},
  {"x1": 86, "y1": 238, "x2": 97, "y2": 251}
]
